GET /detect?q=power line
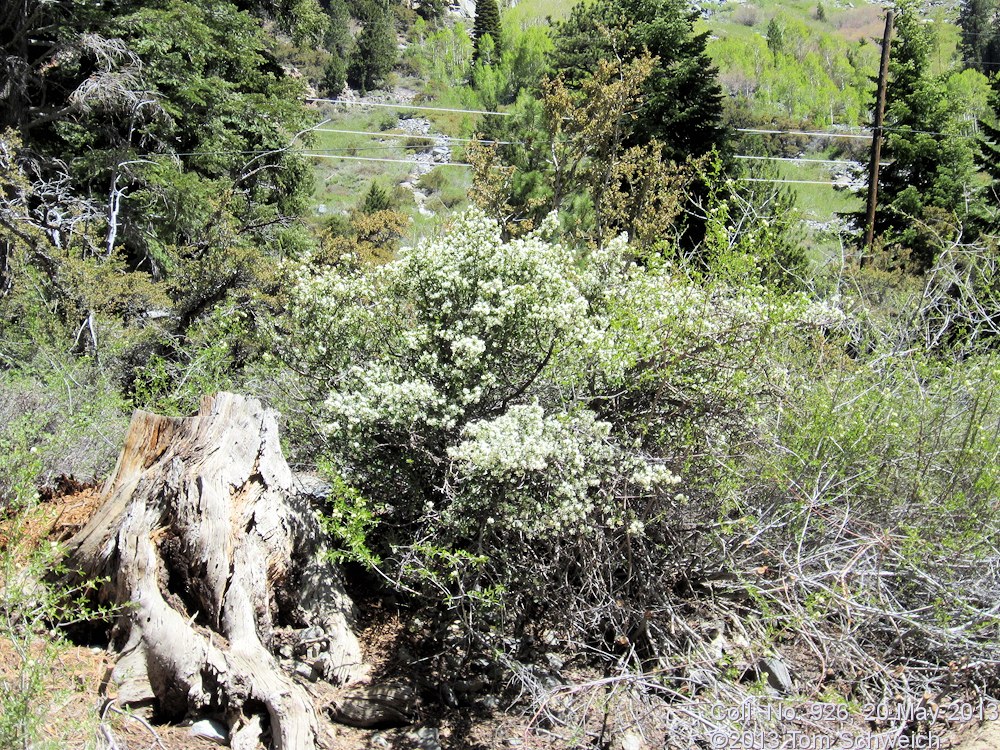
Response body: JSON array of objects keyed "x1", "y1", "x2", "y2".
[
  {"x1": 737, "y1": 127, "x2": 873, "y2": 139},
  {"x1": 737, "y1": 125, "x2": 982, "y2": 140},
  {"x1": 734, "y1": 154, "x2": 862, "y2": 166},
  {"x1": 169, "y1": 147, "x2": 442, "y2": 156},
  {"x1": 883, "y1": 125, "x2": 981, "y2": 139},
  {"x1": 314, "y1": 128, "x2": 516, "y2": 145},
  {"x1": 306, "y1": 97, "x2": 514, "y2": 117},
  {"x1": 310, "y1": 122, "x2": 880, "y2": 167},
  {"x1": 308, "y1": 99, "x2": 984, "y2": 143},
  {"x1": 310, "y1": 154, "x2": 472, "y2": 167},
  {"x1": 306, "y1": 100, "x2": 980, "y2": 145},
  {"x1": 739, "y1": 177, "x2": 858, "y2": 186},
  {"x1": 302, "y1": 145, "x2": 447, "y2": 152},
  {"x1": 309, "y1": 127, "x2": 864, "y2": 171}
]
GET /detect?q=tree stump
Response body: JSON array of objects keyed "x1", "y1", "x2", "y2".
[{"x1": 61, "y1": 393, "x2": 370, "y2": 749}]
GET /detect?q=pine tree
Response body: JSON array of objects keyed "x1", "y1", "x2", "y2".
[
  {"x1": 766, "y1": 18, "x2": 785, "y2": 56},
  {"x1": 979, "y1": 77, "x2": 1000, "y2": 228},
  {"x1": 322, "y1": 0, "x2": 353, "y2": 96},
  {"x1": 549, "y1": 0, "x2": 727, "y2": 161},
  {"x1": 361, "y1": 181, "x2": 393, "y2": 213},
  {"x1": 959, "y1": 0, "x2": 1000, "y2": 73},
  {"x1": 349, "y1": 4, "x2": 397, "y2": 92},
  {"x1": 473, "y1": 0, "x2": 502, "y2": 64},
  {"x1": 862, "y1": 0, "x2": 982, "y2": 271},
  {"x1": 416, "y1": 0, "x2": 445, "y2": 22}
]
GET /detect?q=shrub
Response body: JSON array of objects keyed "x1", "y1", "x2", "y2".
[
  {"x1": 360, "y1": 181, "x2": 394, "y2": 214},
  {"x1": 416, "y1": 168, "x2": 448, "y2": 193},
  {"x1": 283, "y1": 210, "x2": 834, "y2": 656},
  {"x1": 0, "y1": 358, "x2": 127, "y2": 748},
  {"x1": 726, "y1": 337, "x2": 1000, "y2": 703},
  {"x1": 322, "y1": 54, "x2": 348, "y2": 97},
  {"x1": 404, "y1": 136, "x2": 436, "y2": 153},
  {"x1": 0, "y1": 360, "x2": 129, "y2": 502},
  {"x1": 280, "y1": 209, "x2": 1000, "y2": 742},
  {"x1": 377, "y1": 112, "x2": 400, "y2": 131},
  {"x1": 732, "y1": 4, "x2": 760, "y2": 27},
  {"x1": 417, "y1": 168, "x2": 469, "y2": 209}
]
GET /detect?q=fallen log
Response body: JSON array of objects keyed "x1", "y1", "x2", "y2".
[{"x1": 61, "y1": 393, "x2": 371, "y2": 749}]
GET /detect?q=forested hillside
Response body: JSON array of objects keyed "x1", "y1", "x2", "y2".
[{"x1": 2, "y1": 0, "x2": 1000, "y2": 748}]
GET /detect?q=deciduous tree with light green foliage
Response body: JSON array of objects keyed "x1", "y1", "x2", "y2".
[{"x1": 710, "y1": 20, "x2": 877, "y2": 127}]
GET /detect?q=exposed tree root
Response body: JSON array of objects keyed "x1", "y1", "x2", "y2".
[{"x1": 62, "y1": 393, "x2": 370, "y2": 749}]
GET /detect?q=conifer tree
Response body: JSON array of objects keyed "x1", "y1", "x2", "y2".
[
  {"x1": 349, "y1": 3, "x2": 397, "y2": 92},
  {"x1": 979, "y1": 77, "x2": 1000, "y2": 228},
  {"x1": 416, "y1": 0, "x2": 445, "y2": 22},
  {"x1": 549, "y1": 0, "x2": 727, "y2": 161},
  {"x1": 766, "y1": 18, "x2": 785, "y2": 56},
  {"x1": 473, "y1": 0, "x2": 502, "y2": 64},
  {"x1": 361, "y1": 181, "x2": 393, "y2": 213},
  {"x1": 959, "y1": 0, "x2": 1000, "y2": 73},
  {"x1": 322, "y1": 0, "x2": 353, "y2": 96},
  {"x1": 861, "y1": 0, "x2": 982, "y2": 271}
]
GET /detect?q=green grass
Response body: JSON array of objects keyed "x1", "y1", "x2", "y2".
[
  {"x1": 772, "y1": 158, "x2": 862, "y2": 222},
  {"x1": 305, "y1": 100, "x2": 476, "y2": 234},
  {"x1": 307, "y1": 104, "x2": 425, "y2": 219},
  {"x1": 504, "y1": 0, "x2": 577, "y2": 27},
  {"x1": 772, "y1": 157, "x2": 862, "y2": 267}
]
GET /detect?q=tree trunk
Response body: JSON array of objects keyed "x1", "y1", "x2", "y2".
[{"x1": 61, "y1": 393, "x2": 371, "y2": 749}]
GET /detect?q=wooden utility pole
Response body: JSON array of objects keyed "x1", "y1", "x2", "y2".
[{"x1": 862, "y1": 8, "x2": 894, "y2": 262}]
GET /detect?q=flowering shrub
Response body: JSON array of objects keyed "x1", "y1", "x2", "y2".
[{"x1": 285, "y1": 209, "x2": 836, "y2": 651}]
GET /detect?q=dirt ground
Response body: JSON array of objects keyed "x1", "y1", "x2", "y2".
[
  {"x1": 0, "y1": 479, "x2": 514, "y2": 750},
  {"x1": 4, "y1": 480, "x2": 999, "y2": 750}
]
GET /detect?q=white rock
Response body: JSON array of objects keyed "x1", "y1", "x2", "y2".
[
  {"x1": 189, "y1": 718, "x2": 229, "y2": 745},
  {"x1": 620, "y1": 731, "x2": 647, "y2": 750}
]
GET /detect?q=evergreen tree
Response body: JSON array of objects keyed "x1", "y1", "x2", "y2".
[
  {"x1": 0, "y1": 0, "x2": 317, "y2": 371},
  {"x1": 349, "y1": 4, "x2": 397, "y2": 92},
  {"x1": 361, "y1": 181, "x2": 393, "y2": 213},
  {"x1": 416, "y1": 0, "x2": 445, "y2": 23},
  {"x1": 959, "y1": 0, "x2": 1000, "y2": 73},
  {"x1": 322, "y1": 0, "x2": 353, "y2": 96},
  {"x1": 861, "y1": 0, "x2": 982, "y2": 271},
  {"x1": 979, "y1": 77, "x2": 1000, "y2": 228},
  {"x1": 766, "y1": 17, "x2": 785, "y2": 56},
  {"x1": 473, "y1": 0, "x2": 502, "y2": 64},
  {"x1": 550, "y1": 0, "x2": 727, "y2": 161}
]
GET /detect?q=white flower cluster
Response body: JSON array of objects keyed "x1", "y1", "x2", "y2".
[
  {"x1": 447, "y1": 404, "x2": 681, "y2": 538},
  {"x1": 285, "y1": 209, "x2": 840, "y2": 543},
  {"x1": 630, "y1": 462, "x2": 681, "y2": 491},
  {"x1": 289, "y1": 210, "x2": 597, "y2": 441}
]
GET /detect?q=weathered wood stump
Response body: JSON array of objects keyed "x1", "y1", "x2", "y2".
[{"x1": 62, "y1": 393, "x2": 372, "y2": 749}]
